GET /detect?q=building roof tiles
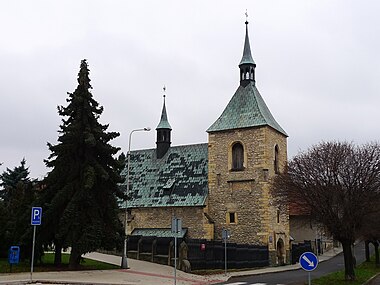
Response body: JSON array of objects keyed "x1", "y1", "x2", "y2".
[
  {"x1": 120, "y1": 143, "x2": 208, "y2": 208},
  {"x1": 207, "y1": 81, "x2": 287, "y2": 136}
]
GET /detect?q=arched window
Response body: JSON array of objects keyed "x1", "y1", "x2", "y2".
[
  {"x1": 274, "y1": 145, "x2": 279, "y2": 174},
  {"x1": 232, "y1": 142, "x2": 244, "y2": 170}
]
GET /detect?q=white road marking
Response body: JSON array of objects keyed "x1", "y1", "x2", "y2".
[{"x1": 228, "y1": 282, "x2": 284, "y2": 285}]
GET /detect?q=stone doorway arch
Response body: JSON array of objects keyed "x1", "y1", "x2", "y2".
[{"x1": 276, "y1": 238, "x2": 285, "y2": 265}]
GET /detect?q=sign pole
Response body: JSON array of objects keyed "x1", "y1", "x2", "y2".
[
  {"x1": 171, "y1": 217, "x2": 182, "y2": 285},
  {"x1": 299, "y1": 251, "x2": 318, "y2": 285},
  {"x1": 30, "y1": 207, "x2": 42, "y2": 283},
  {"x1": 174, "y1": 233, "x2": 177, "y2": 285},
  {"x1": 30, "y1": 225, "x2": 36, "y2": 283},
  {"x1": 222, "y1": 228, "x2": 230, "y2": 276},
  {"x1": 224, "y1": 236, "x2": 227, "y2": 275}
]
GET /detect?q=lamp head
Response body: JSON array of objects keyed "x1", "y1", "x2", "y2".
[{"x1": 144, "y1": 127, "x2": 151, "y2": 131}]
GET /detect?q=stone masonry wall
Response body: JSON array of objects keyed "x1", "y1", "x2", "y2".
[
  {"x1": 128, "y1": 206, "x2": 212, "y2": 239},
  {"x1": 207, "y1": 126, "x2": 289, "y2": 263}
]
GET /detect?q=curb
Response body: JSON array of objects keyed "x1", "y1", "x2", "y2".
[
  {"x1": 363, "y1": 272, "x2": 380, "y2": 285},
  {"x1": 222, "y1": 251, "x2": 343, "y2": 280}
]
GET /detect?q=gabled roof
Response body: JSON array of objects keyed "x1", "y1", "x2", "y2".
[
  {"x1": 121, "y1": 143, "x2": 208, "y2": 208},
  {"x1": 207, "y1": 81, "x2": 287, "y2": 136}
]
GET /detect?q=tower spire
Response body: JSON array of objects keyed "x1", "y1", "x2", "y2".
[{"x1": 239, "y1": 12, "x2": 256, "y2": 87}]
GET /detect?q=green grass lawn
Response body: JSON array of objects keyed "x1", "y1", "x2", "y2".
[
  {"x1": 313, "y1": 257, "x2": 380, "y2": 285},
  {"x1": 0, "y1": 252, "x2": 119, "y2": 274}
]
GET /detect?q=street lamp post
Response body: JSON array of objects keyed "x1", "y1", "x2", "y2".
[{"x1": 121, "y1": 127, "x2": 151, "y2": 269}]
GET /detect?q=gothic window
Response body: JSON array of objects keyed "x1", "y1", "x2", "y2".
[
  {"x1": 232, "y1": 142, "x2": 244, "y2": 170},
  {"x1": 274, "y1": 145, "x2": 279, "y2": 174}
]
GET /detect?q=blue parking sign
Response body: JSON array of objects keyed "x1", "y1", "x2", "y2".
[{"x1": 31, "y1": 207, "x2": 42, "y2": 226}]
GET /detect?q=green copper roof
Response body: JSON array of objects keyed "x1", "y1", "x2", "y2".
[
  {"x1": 239, "y1": 22, "x2": 255, "y2": 66},
  {"x1": 156, "y1": 98, "x2": 172, "y2": 130},
  {"x1": 120, "y1": 143, "x2": 208, "y2": 208},
  {"x1": 131, "y1": 228, "x2": 187, "y2": 238},
  {"x1": 207, "y1": 81, "x2": 287, "y2": 136}
]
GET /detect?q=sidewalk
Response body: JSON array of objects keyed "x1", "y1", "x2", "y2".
[
  {"x1": 0, "y1": 247, "x2": 342, "y2": 285},
  {"x1": 225, "y1": 246, "x2": 343, "y2": 278},
  {"x1": 0, "y1": 253, "x2": 228, "y2": 285}
]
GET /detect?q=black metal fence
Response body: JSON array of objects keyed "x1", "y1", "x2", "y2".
[
  {"x1": 126, "y1": 236, "x2": 269, "y2": 271},
  {"x1": 186, "y1": 239, "x2": 269, "y2": 270},
  {"x1": 291, "y1": 241, "x2": 312, "y2": 264}
]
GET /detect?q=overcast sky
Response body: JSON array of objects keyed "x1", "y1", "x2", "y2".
[{"x1": 1, "y1": 0, "x2": 379, "y2": 179}]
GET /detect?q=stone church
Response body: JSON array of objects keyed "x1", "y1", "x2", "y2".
[{"x1": 120, "y1": 20, "x2": 290, "y2": 264}]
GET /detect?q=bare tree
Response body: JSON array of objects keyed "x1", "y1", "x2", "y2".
[
  {"x1": 362, "y1": 204, "x2": 380, "y2": 266},
  {"x1": 272, "y1": 141, "x2": 380, "y2": 281}
]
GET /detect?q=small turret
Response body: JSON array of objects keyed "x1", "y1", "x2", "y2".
[
  {"x1": 156, "y1": 87, "x2": 172, "y2": 159},
  {"x1": 239, "y1": 19, "x2": 256, "y2": 87}
]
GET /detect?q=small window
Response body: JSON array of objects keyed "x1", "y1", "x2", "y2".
[
  {"x1": 277, "y1": 209, "x2": 280, "y2": 223},
  {"x1": 229, "y1": 212, "x2": 235, "y2": 223},
  {"x1": 262, "y1": 169, "x2": 269, "y2": 181},
  {"x1": 232, "y1": 142, "x2": 244, "y2": 170},
  {"x1": 227, "y1": 212, "x2": 237, "y2": 224},
  {"x1": 274, "y1": 145, "x2": 280, "y2": 174}
]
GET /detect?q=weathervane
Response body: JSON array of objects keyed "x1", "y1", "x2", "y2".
[
  {"x1": 245, "y1": 9, "x2": 249, "y2": 24},
  {"x1": 163, "y1": 85, "x2": 166, "y2": 99}
]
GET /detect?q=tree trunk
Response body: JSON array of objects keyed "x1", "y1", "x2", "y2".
[
  {"x1": 374, "y1": 241, "x2": 379, "y2": 267},
  {"x1": 365, "y1": 240, "x2": 370, "y2": 262},
  {"x1": 54, "y1": 242, "x2": 62, "y2": 266},
  {"x1": 341, "y1": 240, "x2": 356, "y2": 281},
  {"x1": 69, "y1": 246, "x2": 81, "y2": 270}
]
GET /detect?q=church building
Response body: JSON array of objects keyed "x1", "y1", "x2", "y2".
[{"x1": 120, "y1": 19, "x2": 290, "y2": 265}]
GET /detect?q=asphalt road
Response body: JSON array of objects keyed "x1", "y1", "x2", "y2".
[{"x1": 222, "y1": 241, "x2": 370, "y2": 285}]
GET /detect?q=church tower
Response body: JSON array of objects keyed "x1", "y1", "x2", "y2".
[{"x1": 206, "y1": 19, "x2": 289, "y2": 265}]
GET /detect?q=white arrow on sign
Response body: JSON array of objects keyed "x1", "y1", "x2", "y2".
[{"x1": 302, "y1": 255, "x2": 314, "y2": 267}]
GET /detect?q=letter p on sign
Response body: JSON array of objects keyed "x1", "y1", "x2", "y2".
[{"x1": 31, "y1": 207, "x2": 42, "y2": 226}]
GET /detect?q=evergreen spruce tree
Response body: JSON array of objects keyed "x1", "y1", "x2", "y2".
[
  {"x1": 0, "y1": 158, "x2": 30, "y2": 202},
  {"x1": 0, "y1": 159, "x2": 36, "y2": 259},
  {"x1": 42, "y1": 60, "x2": 124, "y2": 269}
]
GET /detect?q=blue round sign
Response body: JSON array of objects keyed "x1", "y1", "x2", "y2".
[{"x1": 299, "y1": 252, "x2": 318, "y2": 271}]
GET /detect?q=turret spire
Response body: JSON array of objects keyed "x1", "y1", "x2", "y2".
[
  {"x1": 156, "y1": 86, "x2": 172, "y2": 159},
  {"x1": 156, "y1": 87, "x2": 172, "y2": 130},
  {"x1": 239, "y1": 12, "x2": 256, "y2": 87}
]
